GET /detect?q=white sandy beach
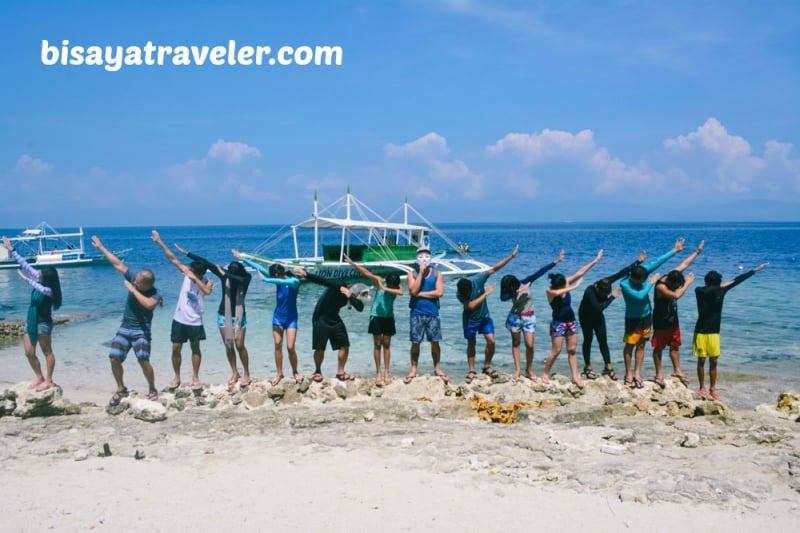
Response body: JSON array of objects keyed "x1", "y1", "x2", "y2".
[{"x1": 2, "y1": 375, "x2": 799, "y2": 533}]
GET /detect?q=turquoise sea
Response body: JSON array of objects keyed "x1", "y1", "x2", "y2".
[{"x1": 1, "y1": 222, "x2": 798, "y2": 409}]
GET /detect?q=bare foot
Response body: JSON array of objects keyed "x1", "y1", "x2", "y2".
[
  {"x1": 34, "y1": 380, "x2": 53, "y2": 392},
  {"x1": 294, "y1": 373, "x2": 304, "y2": 385},
  {"x1": 269, "y1": 374, "x2": 284, "y2": 386},
  {"x1": 512, "y1": 371, "x2": 521, "y2": 382},
  {"x1": 541, "y1": 374, "x2": 550, "y2": 385},
  {"x1": 28, "y1": 379, "x2": 44, "y2": 390},
  {"x1": 239, "y1": 376, "x2": 252, "y2": 387},
  {"x1": 227, "y1": 374, "x2": 240, "y2": 390},
  {"x1": 383, "y1": 374, "x2": 392, "y2": 385},
  {"x1": 571, "y1": 377, "x2": 585, "y2": 389},
  {"x1": 526, "y1": 369, "x2": 536, "y2": 381},
  {"x1": 375, "y1": 376, "x2": 384, "y2": 386}
]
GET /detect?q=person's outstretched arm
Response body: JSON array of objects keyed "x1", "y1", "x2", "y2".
[
  {"x1": 92, "y1": 236, "x2": 128, "y2": 275},
  {"x1": 488, "y1": 245, "x2": 519, "y2": 275},
  {"x1": 567, "y1": 250, "x2": 602, "y2": 284},
  {"x1": 673, "y1": 240, "x2": 704, "y2": 272}
]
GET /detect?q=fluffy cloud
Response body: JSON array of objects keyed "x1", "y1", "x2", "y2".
[
  {"x1": 14, "y1": 154, "x2": 53, "y2": 175},
  {"x1": 487, "y1": 129, "x2": 652, "y2": 192},
  {"x1": 207, "y1": 139, "x2": 261, "y2": 164},
  {"x1": 384, "y1": 132, "x2": 450, "y2": 159}
]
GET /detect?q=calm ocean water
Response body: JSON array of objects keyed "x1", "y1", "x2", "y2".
[{"x1": 1, "y1": 222, "x2": 798, "y2": 408}]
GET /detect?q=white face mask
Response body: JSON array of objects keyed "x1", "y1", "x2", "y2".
[{"x1": 417, "y1": 252, "x2": 431, "y2": 267}]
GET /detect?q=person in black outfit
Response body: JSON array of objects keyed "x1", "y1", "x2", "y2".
[
  {"x1": 295, "y1": 268, "x2": 366, "y2": 382},
  {"x1": 577, "y1": 251, "x2": 645, "y2": 381}
]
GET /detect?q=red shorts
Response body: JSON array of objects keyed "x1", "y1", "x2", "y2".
[{"x1": 651, "y1": 327, "x2": 682, "y2": 349}]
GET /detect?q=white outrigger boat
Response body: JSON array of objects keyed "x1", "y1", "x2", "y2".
[
  {"x1": 0, "y1": 222, "x2": 131, "y2": 270},
  {"x1": 239, "y1": 188, "x2": 490, "y2": 280}
]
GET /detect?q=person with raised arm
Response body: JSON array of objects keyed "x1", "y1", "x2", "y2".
[
  {"x1": 500, "y1": 249, "x2": 564, "y2": 382},
  {"x1": 234, "y1": 251, "x2": 303, "y2": 386},
  {"x1": 620, "y1": 238, "x2": 686, "y2": 389},
  {"x1": 152, "y1": 231, "x2": 213, "y2": 392},
  {"x1": 175, "y1": 245, "x2": 252, "y2": 389},
  {"x1": 344, "y1": 255, "x2": 404, "y2": 386},
  {"x1": 651, "y1": 240, "x2": 704, "y2": 388},
  {"x1": 541, "y1": 250, "x2": 603, "y2": 388},
  {"x1": 2, "y1": 236, "x2": 62, "y2": 392},
  {"x1": 92, "y1": 235, "x2": 162, "y2": 405},
  {"x1": 578, "y1": 250, "x2": 646, "y2": 382},
  {"x1": 294, "y1": 267, "x2": 367, "y2": 383},
  {"x1": 456, "y1": 245, "x2": 518, "y2": 384},
  {"x1": 693, "y1": 262, "x2": 768, "y2": 401}
]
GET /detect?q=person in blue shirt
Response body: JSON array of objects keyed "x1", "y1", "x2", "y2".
[
  {"x1": 456, "y1": 245, "x2": 518, "y2": 384},
  {"x1": 235, "y1": 251, "x2": 303, "y2": 386},
  {"x1": 620, "y1": 238, "x2": 685, "y2": 389}
]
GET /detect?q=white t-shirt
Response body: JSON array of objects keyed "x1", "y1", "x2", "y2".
[{"x1": 173, "y1": 275, "x2": 206, "y2": 326}]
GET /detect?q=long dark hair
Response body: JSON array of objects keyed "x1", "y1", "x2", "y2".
[
  {"x1": 548, "y1": 272, "x2": 566, "y2": 289},
  {"x1": 41, "y1": 267, "x2": 62, "y2": 309}
]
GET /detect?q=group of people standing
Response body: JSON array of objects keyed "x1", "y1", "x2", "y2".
[{"x1": 2, "y1": 232, "x2": 767, "y2": 407}]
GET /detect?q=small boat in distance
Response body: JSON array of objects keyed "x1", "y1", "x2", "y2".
[
  {"x1": 239, "y1": 188, "x2": 490, "y2": 280},
  {"x1": 0, "y1": 222, "x2": 131, "y2": 270}
]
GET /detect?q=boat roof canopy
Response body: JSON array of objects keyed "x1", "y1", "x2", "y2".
[{"x1": 293, "y1": 216, "x2": 429, "y2": 232}]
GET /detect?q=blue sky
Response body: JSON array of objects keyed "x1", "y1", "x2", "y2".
[{"x1": 2, "y1": 0, "x2": 798, "y2": 226}]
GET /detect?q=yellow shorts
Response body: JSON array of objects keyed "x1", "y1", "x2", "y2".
[{"x1": 692, "y1": 333, "x2": 720, "y2": 358}]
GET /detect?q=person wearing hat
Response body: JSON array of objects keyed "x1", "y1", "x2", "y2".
[
  {"x1": 693, "y1": 262, "x2": 768, "y2": 401},
  {"x1": 294, "y1": 267, "x2": 366, "y2": 382},
  {"x1": 404, "y1": 244, "x2": 447, "y2": 383},
  {"x1": 457, "y1": 245, "x2": 519, "y2": 384}
]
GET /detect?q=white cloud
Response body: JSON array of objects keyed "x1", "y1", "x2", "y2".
[
  {"x1": 163, "y1": 159, "x2": 208, "y2": 191},
  {"x1": 14, "y1": 154, "x2": 53, "y2": 175},
  {"x1": 664, "y1": 118, "x2": 780, "y2": 193},
  {"x1": 487, "y1": 128, "x2": 652, "y2": 192},
  {"x1": 207, "y1": 139, "x2": 261, "y2": 164},
  {"x1": 384, "y1": 132, "x2": 450, "y2": 159}
]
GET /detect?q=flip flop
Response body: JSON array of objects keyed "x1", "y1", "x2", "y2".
[
  {"x1": 335, "y1": 372, "x2": 355, "y2": 381},
  {"x1": 312, "y1": 373, "x2": 324, "y2": 383},
  {"x1": 672, "y1": 373, "x2": 690, "y2": 386},
  {"x1": 602, "y1": 368, "x2": 618, "y2": 381},
  {"x1": 294, "y1": 374, "x2": 305, "y2": 385},
  {"x1": 239, "y1": 378, "x2": 252, "y2": 388},
  {"x1": 654, "y1": 377, "x2": 666, "y2": 390},
  {"x1": 402, "y1": 374, "x2": 416, "y2": 385},
  {"x1": 709, "y1": 390, "x2": 722, "y2": 401},
  {"x1": 464, "y1": 371, "x2": 477, "y2": 384},
  {"x1": 698, "y1": 389, "x2": 709, "y2": 400},
  {"x1": 434, "y1": 372, "x2": 450, "y2": 384},
  {"x1": 269, "y1": 375, "x2": 284, "y2": 386}
]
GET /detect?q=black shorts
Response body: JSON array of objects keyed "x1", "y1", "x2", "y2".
[
  {"x1": 368, "y1": 316, "x2": 396, "y2": 336},
  {"x1": 171, "y1": 320, "x2": 207, "y2": 343},
  {"x1": 312, "y1": 317, "x2": 349, "y2": 351}
]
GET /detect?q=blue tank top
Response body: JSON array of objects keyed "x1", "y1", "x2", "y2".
[{"x1": 410, "y1": 270, "x2": 439, "y2": 317}]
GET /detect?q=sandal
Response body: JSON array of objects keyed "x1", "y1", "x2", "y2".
[
  {"x1": 335, "y1": 372, "x2": 355, "y2": 381},
  {"x1": 583, "y1": 368, "x2": 599, "y2": 380},
  {"x1": 672, "y1": 373, "x2": 690, "y2": 386},
  {"x1": 633, "y1": 377, "x2": 644, "y2": 389},
  {"x1": 602, "y1": 368, "x2": 618, "y2": 381},
  {"x1": 146, "y1": 390, "x2": 159, "y2": 401},
  {"x1": 402, "y1": 374, "x2": 416, "y2": 385},
  {"x1": 108, "y1": 388, "x2": 129, "y2": 406},
  {"x1": 709, "y1": 390, "x2": 722, "y2": 402},
  {"x1": 312, "y1": 373, "x2": 324, "y2": 383},
  {"x1": 464, "y1": 371, "x2": 478, "y2": 384},
  {"x1": 624, "y1": 378, "x2": 634, "y2": 388},
  {"x1": 294, "y1": 374, "x2": 305, "y2": 385},
  {"x1": 654, "y1": 376, "x2": 666, "y2": 390},
  {"x1": 435, "y1": 372, "x2": 450, "y2": 384},
  {"x1": 482, "y1": 367, "x2": 500, "y2": 379}
]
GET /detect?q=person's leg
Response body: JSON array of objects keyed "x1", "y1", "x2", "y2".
[
  {"x1": 189, "y1": 338, "x2": 202, "y2": 389},
  {"x1": 170, "y1": 342, "x2": 183, "y2": 388},
  {"x1": 510, "y1": 331, "x2": 521, "y2": 379},
  {"x1": 36, "y1": 335, "x2": 56, "y2": 391},
  {"x1": 219, "y1": 327, "x2": 240, "y2": 387},
  {"x1": 524, "y1": 331, "x2": 536, "y2": 380},
  {"x1": 23, "y1": 334, "x2": 45, "y2": 389},
  {"x1": 431, "y1": 341, "x2": 444, "y2": 377},
  {"x1": 623, "y1": 343, "x2": 634, "y2": 385},
  {"x1": 336, "y1": 346, "x2": 350, "y2": 378},
  {"x1": 580, "y1": 319, "x2": 594, "y2": 370},
  {"x1": 697, "y1": 356, "x2": 707, "y2": 397},
  {"x1": 313, "y1": 349, "x2": 325, "y2": 376},
  {"x1": 373, "y1": 334, "x2": 383, "y2": 384},
  {"x1": 236, "y1": 328, "x2": 251, "y2": 386},
  {"x1": 482, "y1": 333, "x2": 496, "y2": 371},
  {"x1": 466, "y1": 337, "x2": 477, "y2": 374},
  {"x1": 382, "y1": 336, "x2": 392, "y2": 384},
  {"x1": 652, "y1": 346, "x2": 664, "y2": 384},
  {"x1": 708, "y1": 357, "x2": 719, "y2": 400},
  {"x1": 137, "y1": 359, "x2": 158, "y2": 397},
  {"x1": 286, "y1": 327, "x2": 301, "y2": 382},
  {"x1": 566, "y1": 333, "x2": 584, "y2": 387},
  {"x1": 595, "y1": 319, "x2": 613, "y2": 370},
  {"x1": 542, "y1": 336, "x2": 564, "y2": 384},
  {"x1": 406, "y1": 342, "x2": 420, "y2": 382},
  {"x1": 272, "y1": 326, "x2": 285, "y2": 385},
  {"x1": 110, "y1": 357, "x2": 125, "y2": 392},
  {"x1": 633, "y1": 340, "x2": 646, "y2": 386},
  {"x1": 669, "y1": 345, "x2": 685, "y2": 380}
]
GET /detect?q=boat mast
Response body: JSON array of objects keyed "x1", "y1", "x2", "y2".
[{"x1": 313, "y1": 189, "x2": 319, "y2": 260}]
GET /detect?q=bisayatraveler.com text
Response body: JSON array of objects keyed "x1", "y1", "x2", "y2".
[{"x1": 41, "y1": 39, "x2": 344, "y2": 72}]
